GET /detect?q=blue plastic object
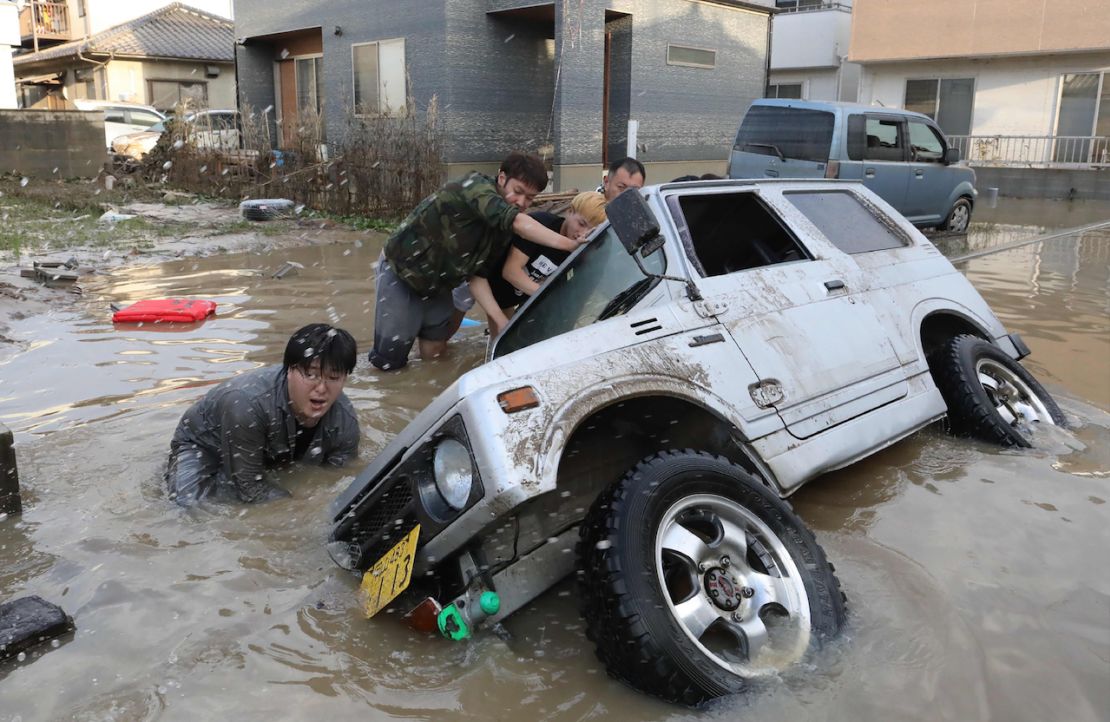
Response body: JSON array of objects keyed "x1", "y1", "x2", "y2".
[{"x1": 460, "y1": 318, "x2": 482, "y2": 328}]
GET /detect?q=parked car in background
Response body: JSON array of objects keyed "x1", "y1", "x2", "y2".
[
  {"x1": 110, "y1": 109, "x2": 241, "y2": 160},
  {"x1": 328, "y1": 179, "x2": 1062, "y2": 705},
  {"x1": 728, "y1": 99, "x2": 978, "y2": 233},
  {"x1": 73, "y1": 99, "x2": 166, "y2": 150}
]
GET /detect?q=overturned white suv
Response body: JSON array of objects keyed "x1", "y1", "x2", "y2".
[{"x1": 329, "y1": 179, "x2": 1063, "y2": 705}]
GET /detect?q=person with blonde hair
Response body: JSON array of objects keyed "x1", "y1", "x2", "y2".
[{"x1": 469, "y1": 191, "x2": 608, "y2": 335}]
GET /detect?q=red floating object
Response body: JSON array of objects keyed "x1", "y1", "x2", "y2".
[{"x1": 112, "y1": 299, "x2": 217, "y2": 324}]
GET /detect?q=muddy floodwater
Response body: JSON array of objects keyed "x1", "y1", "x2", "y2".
[{"x1": 1, "y1": 206, "x2": 1108, "y2": 721}]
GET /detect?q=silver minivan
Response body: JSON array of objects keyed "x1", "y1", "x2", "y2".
[{"x1": 727, "y1": 99, "x2": 977, "y2": 232}]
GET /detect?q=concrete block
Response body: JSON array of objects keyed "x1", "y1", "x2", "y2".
[{"x1": 0, "y1": 596, "x2": 74, "y2": 660}]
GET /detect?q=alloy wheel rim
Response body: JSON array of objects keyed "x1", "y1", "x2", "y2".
[
  {"x1": 975, "y1": 358, "x2": 1057, "y2": 434},
  {"x1": 654, "y1": 493, "x2": 811, "y2": 677},
  {"x1": 951, "y1": 204, "x2": 970, "y2": 232}
]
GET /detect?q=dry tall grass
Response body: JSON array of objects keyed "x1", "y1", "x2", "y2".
[{"x1": 143, "y1": 98, "x2": 444, "y2": 220}]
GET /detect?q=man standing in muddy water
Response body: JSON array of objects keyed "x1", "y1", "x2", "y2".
[
  {"x1": 369, "y1": 151, "x2": 589, "y2": 370},
  {"x1": 166, "y1": 323, "x2": 360, "y2": 505}
]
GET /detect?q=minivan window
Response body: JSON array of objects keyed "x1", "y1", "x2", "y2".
[
  {"x1": 786, "y1": 191, "x2": 910, "y2": 253},
  {"x1": 908, "y1": 121, "x2": 944, "y2": 162},
  {"x1": 733, "y1": 106, "x2": 834, "y2": 163},
  {"x1": 864, "y1": 117, "x2": 904, "y2": 162}
]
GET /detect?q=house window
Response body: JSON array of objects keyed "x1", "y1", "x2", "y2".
[
  {"x1": 666, "y1": 44, "x2": 716, "y2": 69},
  {"x1": 296, "y1": 56, "x2": 324, "y2": 115},
  {"x1": 767, "y1": 83, "x2": 803, "y2": 99},
  {"x1": 352, "y1": 39, "x2": 407, "y2": 115},
  {"x1": 1054, "y1": 72, "x2": 1110, "y2": 163},
  {"x1": 77, "y1": 0, "x2": 86, "y2": 17},
  {"x1": 904, "y1": 77, "x2": 974, "y2": 135},
  {"x1": 148, "y1": 80, "x2": 208, "y2": 111}
]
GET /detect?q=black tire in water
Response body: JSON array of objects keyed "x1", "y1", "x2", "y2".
[
  {"x1": 576, "y1": 450, "x2": 846, "y2": 706},
  {"x1": 931, "y1": 334, "x2": 1065, "y2": 447},
  {"x1": 941, "y1": 197, "x2": 973, "y2": 233}
]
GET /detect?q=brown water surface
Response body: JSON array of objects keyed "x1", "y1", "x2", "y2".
[{"x1": 1, "y1": 217, "x2": 1107, "y2": 721}]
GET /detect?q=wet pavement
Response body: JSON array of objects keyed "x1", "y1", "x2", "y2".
[{"x1": 1, "y1": 202, "x2": 1108, "y2": 720}]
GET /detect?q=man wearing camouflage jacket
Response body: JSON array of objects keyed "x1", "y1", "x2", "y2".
[{"x1": 369, "y1": 151, "x2": 585, "y2": 370}]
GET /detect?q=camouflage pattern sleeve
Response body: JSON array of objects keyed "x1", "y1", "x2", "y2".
[{"x1": 460, "y1": 173, "x2": 519, "y2": 232}]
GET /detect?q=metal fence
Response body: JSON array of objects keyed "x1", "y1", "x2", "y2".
[{"x1": 947, "y1": 135, "x2": 1110, "y2": 168}]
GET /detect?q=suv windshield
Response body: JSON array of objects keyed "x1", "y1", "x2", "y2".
[
  {"x1": 493, "y1": 226, "x2": 667, "y2": 358},
  {"x1": 734, "y1": 106, "x2": 835, "y2": 163}
]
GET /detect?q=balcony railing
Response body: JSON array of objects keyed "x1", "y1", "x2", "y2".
[
  {"x1": 775, "y1": 2, "x2": 852, "y2": 14},
  {"x1": 19, "y1": 2, "x2": 72, "y2": 47},
  {"x1": 948, "y1": 134, "x2": 1110, "y2": 168}
]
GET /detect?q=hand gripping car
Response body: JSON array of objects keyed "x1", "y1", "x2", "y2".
[{"x1": 328, "y1": 179, "x2": 1064, "y2": 705}]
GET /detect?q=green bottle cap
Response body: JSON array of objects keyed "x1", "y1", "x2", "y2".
[{"x1": 479, "y1": 591, "x2": 501, "y2": 616}]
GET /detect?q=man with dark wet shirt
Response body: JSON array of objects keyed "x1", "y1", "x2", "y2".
[{"x1": 166, "y1": 324, "x2": 360, "y2": 505}]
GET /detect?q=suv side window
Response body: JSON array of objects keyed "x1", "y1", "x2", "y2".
[
  {"x1": 908, "y1": 121, "x2": 945, "y2": 162},
  {"x1": 864, "y1": 117, "x2": 905, "y2": 162},
  {"x1": 673, "y1": 192, "x2": 810, "y2": 277},
  {"x1": 786, "y1": 191, "x2": 910, "y2": 253},
  {"x1": 103, "y1": 108, "x2": 126, "y2": 123}
]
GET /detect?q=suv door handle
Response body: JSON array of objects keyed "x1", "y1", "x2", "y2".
[
  {"x1": 864, "y1": 168, "x2": 875, "y2": 178},
  {"x1": 914, "y1": 169, "x2": 924, "y2": 177},
  {"x1": 824, "y1": 279, "x2": 846, "y2": 291}
]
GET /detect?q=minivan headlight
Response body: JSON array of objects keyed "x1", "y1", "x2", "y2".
[{"x1": 432, "y1": 438, "x2": 473, "y2": 510}]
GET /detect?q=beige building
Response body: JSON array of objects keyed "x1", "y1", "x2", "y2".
[
  {"x1": 13, "y1": 2, "x2": 234, "y2": 111},
  {"x1": 849, "y1": 0, "x2": 1110, "y2": 165}
]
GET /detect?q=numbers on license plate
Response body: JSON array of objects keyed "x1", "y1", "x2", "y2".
[{"x1": 359, "y1": 524, "x2": 420, "y2": 618}]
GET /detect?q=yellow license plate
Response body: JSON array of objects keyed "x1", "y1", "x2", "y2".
[{"x1": 359, "y1": 524, "x2": 420, "y2": 618}]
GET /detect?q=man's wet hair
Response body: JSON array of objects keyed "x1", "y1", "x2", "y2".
[
  {"x1": 500, "y1": 152, "x2": 549, "y2": 193},
  {"x1": 283, "y1": 323, "x2": 357, "y2": 375},
  {"x1": 608, "y1": 156, "x2": 646, "y2": 180}
]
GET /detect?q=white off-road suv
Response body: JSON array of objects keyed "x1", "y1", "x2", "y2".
[{"x1": 328, "y1": 179, "x2": 1063, "y2": 704}]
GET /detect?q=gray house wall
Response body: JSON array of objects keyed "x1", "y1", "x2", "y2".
[
  {"x1": 626, "y1": 1, "x2": 769, "y2": 178},
  {"x1": 444, "y1": 3, "x2": 555, "y2": 165},
  {"x1": 232, "y1": 0, "x2": 769, "y2": 190}
]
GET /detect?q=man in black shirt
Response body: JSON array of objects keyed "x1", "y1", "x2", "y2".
[{"x1": 471, "y1": 191, "x2": 608, "y2": 334}]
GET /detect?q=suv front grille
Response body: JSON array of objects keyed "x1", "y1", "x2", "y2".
[{"x1": 344, "y1": 480, "x2": 415, "y2": 571}]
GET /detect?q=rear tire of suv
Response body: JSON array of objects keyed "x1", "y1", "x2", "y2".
[
  {"x1": 931, "y1": 334, "x2": 1065, "y2": 447},
  {"x1": 576, "y1": 450, "x2": 845, "y2": 705},
  {"x1": 941, "y1": 197, "x2": 972, "y2": 233}
]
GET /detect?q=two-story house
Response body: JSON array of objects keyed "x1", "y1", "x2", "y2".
[
  {"x1": 233, "y1": 0, "x2": 773, "y2": 191},
  {"x1": 12, "y1": 1, "x2": 234, "y2": 111},
  {"x1": 849, "y1": 0, "x2": 1110, "y2": 167},
  {"x1": 767, "y1": 0, "x2": 859, "y2": 102}
]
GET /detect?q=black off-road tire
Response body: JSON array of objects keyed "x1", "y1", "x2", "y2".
[
  {"x1": 940, "y1": 197, "x2": 973, "y2": 233},
  {"x1": 576, "y1": 450, "x2": 846, "y2": 706},
  {"x1": 931, "y1": 334, "x2": 1065, "y2": 447}
]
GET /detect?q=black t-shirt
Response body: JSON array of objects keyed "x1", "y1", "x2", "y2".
[{"x1": 479, "y1": 211, "x2": 567, "y2": 308}]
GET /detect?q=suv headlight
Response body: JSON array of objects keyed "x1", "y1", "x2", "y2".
[{"x1": 432, "y1": 438, "x2": 473, "y2": 510}]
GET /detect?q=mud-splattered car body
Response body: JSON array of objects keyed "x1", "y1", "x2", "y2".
[{"x1": 328, "y1": 178, "x2": 1046, "y2": 702}]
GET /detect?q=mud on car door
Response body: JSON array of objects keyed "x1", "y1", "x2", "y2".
[{"x1": 665, "y1": 188, "x2": 908, "y2": 439}]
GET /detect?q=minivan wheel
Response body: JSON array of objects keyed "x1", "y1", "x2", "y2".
[
  {"x1": 576, "y1": 450, "x2": 845, "y2": 705},
  {"x1": 931, "y1": 334, "x2": 1065, "y2": 447},
  {"x1": 941, "y1": 197, "x2": 972, "y2": 233}
]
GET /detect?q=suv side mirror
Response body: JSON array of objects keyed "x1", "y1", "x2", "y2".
[
  {"x1": 945, "y1": 146, "x2": 961, "y2": 165},
  {"x1": 607, "y1": 189, "x2": 660, "y2": 256}
]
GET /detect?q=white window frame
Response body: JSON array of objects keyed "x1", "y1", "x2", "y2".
[
  {"x1": 351, "y1": 38, "x2": 407, "y2": 117},
  {"x1": 767, "y1": 82, "x2": 805, "y2": 99},
  {"x1": 666, "y1": 43, "x2": 717, "y2": 70}
]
